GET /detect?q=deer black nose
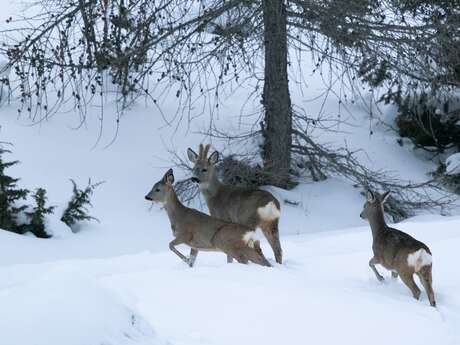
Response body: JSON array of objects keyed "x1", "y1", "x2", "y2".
[
  {"x1": 145, "y1": 195, "x2": 152, "y2": 201},
  {"x1": 191, "y1": 177, "x2": 200, "y2": 183}
]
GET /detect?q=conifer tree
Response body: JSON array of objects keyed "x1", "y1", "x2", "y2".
[
  {"x1": 24, "y1": 188, "x2": 55, "y2": 238},
  {"x1": 0, "y1": 147, "x2": 29, "y2": 233},
  {"x1": 61, "y1": 179, "x2": 103, "y2": 231}
]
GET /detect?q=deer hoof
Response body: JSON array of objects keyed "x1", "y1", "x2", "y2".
[{"x1": 275, "y1": 254, "x2": 282, "y2": 265}]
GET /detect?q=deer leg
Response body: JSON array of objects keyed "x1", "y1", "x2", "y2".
[
  {"x1": 417, "y1": 266, "x2": 436, "y2": 307},
  {"x1": 188, "y1": 248, "x2": 199, "y2": 267},
  {"x1": 261, "y1": 221, "x2": 283, "y2": 264},
  {"x1": 169, "y1": 238, "x2": 190, "y2": 265},
  {"x1": 399, "y1": 272, "x2": 421, "y2": 300},
  {"x1": 391, "y1": 271, "x2": 399, "y2": 280},
  {"x1": 227, "y1": 255, "x2": 234, "y2": 264},
  {"x1": 369, "y1": 257, "x2": 385, "y2": 282}
]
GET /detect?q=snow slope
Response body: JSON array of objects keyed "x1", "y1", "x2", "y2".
[
  {"x1": 0, "y1": 65, "x2": 450, "y2": 263},
  {"x1": 1, "y1": 63, "x2": 459, "y2": 344},
  {"x1": 1, "y1": 2, "x2": 459, "y2": 343},
  {"x1": 0, "y1": 99, "x2": 370, "y2": 264},
  {"x1": 1, "y1": 217, "x2": 459, "y2": 345},
  {"x1": 0, "y1": 270, "x2": 167, "y2": 345}
]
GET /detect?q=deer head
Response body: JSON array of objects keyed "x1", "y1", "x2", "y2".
[
  {"x1": 360, "y1": 190, "x2": 390, "y2": 220},
  {"x1": 187, "y1": 144, "x2": 219, "y2": 185},
  {"x1": 145, "y1": 169, "x2": 175, "y2": 204}
]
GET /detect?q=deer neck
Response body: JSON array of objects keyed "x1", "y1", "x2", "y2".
[
  {"x1": 164, "y1": 188, "x2": 185, "y2": 223},
  {"x1": 199, "y1": 172, "x2": 222, "y2": 199},
  {"x1": 368, "y1": 208, "x2": 387, "y2": 239}
]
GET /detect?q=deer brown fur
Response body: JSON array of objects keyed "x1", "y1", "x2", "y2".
[
  {"x1": 187, "y1": 144, "x2": 283, "y2": 264},
  {"x1": 360, "y1": 190, "x2": 436, "y2": 307},
  {"x1": 145, "y1": 169, "x2": 271, "y2": 267}
]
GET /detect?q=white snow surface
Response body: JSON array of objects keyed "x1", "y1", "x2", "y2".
[
  {"x1": 1, "y1": 218, "x2": 460, "y2": 345},
  {"x1": 1, "y1": 2, "x2": 460, "y2": 343},
  {"x1": 0, "y1": 269, "x2": 167, "y2": 345},
  {"x1": 1, "y1": 77, "x2": 459, "y2": 344},
  {"x1": 446, "y1": 152, "x2": 460, "y2": 175}
]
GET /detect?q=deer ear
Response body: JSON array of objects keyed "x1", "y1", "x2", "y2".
[
  {"x1": 208, "y1": 151, "x2": 219, "y2": 165},
  {"x1": 163, "y1": 169, "x2": 174, "y2": 185},
  {"x1": 187, "y1": 148, "x2": 198, "y2": 163},
  {"x1": 366, "y1": 190, "x2": 376, "y2": 202},
  {"x1": 381, "y1": 191, "x2": 391, "y2": 203}
]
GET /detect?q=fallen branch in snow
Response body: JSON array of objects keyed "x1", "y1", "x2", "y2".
[
  {"x1": 169, "y1": 145, "x2": 295, "y2": 208},
  {"x1": 291, "y1": 118, "x2": 458, "y2": 221},
  {"x1": 173, "y1": 177, "x2": 201, "y2": 206},
  {"x1": 169, "y1": 110, "x2": 458, "y2": 221},
  {"x1": 432, "y1": 163, "x2": 460, "y2": 196},
  {"x1": 166, "y1": 151, "x2": 204, "y2": 208}
]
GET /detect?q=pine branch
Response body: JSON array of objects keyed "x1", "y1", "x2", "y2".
[{"x1": 61, "y1": 178, "x2": 104, "y2": 231}]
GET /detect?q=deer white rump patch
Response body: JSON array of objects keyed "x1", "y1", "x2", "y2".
[
  {"x1": 242, "y1": 231, "x2": 259, "y2": 248},
  {"x1": 257, "y1": 201, "x2": 280, "y2": 221},
  {"x1": 407, "y1": 249, "x2": 432, "y2": 272}
]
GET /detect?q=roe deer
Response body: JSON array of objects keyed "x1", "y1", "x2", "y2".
[
  {"x1": 145, "y1": 169, "x2": 271, "y2": 267},
  {"x1": 187, "y1": 144, "x2": 283, "y2": 264},
  {"x1": 360, "y1": 190, "x2": 436, "y2": 307}
]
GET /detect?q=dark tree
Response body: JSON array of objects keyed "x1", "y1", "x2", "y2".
[
  {"x1": 261, "y1": 0, "x2": 292, "y2": 187},
  {"x1": 0, "y1": 0, "x2": 295, "y2": 186},
  {"x1": 1, "y1": 0, "x2": 459, "y2": 214},
  {"x1": 287, "y1": 0, "x2": 460, "y2": 156},
  {"x1": 24, "y1": 188, "x2": 56, "y2": 238},
  {"x1": 0, "y1": 147, "x2": 29, "y2": 233}
]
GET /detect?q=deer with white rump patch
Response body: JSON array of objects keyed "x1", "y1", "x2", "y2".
[
  {"x1": 145, "y1": 169, "x2": 271, "y2": 267},
  {"x1": 187, "y1": 144, "x2": 283, "y2": 264},
  {"x1": 360, "y1": 190, "x2": 436, "y2": 307}
]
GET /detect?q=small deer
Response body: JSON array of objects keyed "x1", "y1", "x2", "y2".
[
  {"x1": 187, "y1": 144, "x2": 283, "y2": 264},
  {"x1": 360, "y1": 190, "x2": 436, "y2": 307},
  {"x1": 145, "y1": 169, "x2": 271, "y2": 267}
]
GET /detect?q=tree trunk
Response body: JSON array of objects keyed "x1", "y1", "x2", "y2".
[{"x1": 261, "y1": 0, "x2": 292, "y2": 188}]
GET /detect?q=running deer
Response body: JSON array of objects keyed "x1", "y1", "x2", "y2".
[
  {"x1": 360, "y1": 190, "x2": 436, "y2": 307},
  {"x1": 145, "y1": 169, "x2": 271, "y2": 267},
  {"x1": 187, "y1": 144, "x2": 283, "y2": 264}
]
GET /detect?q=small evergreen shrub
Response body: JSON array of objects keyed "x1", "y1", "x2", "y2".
[
  {"x1": 0, "y1": 147, "x2": 29, "y2": 234},
  {"x1": 24, "y1": 188, "x2": 56, "y2": 238},
  {"x1": 0, "y1": 145, "x2": 102, "y2": 237},
  {"x1": 61, "y1": 179, "x2": 103, "y2": 231},
  {"x1": 392, "y1": 92, "x2": 460, "y2": 195},
  {"x1": 394, "y1": 92, "x2": 460, "y2": 153}
]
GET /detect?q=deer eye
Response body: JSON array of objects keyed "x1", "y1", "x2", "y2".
[
  {"x1": 155, "y1": 188, "x2": 160, "y2": 192},
  {"x1": 202, "y1": 168, "x2": 207, "y2": 172}
]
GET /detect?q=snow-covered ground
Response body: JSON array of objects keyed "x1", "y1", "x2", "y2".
[
  {"x1": 1, "y1": 217, "x2": 459, "y2": 345},
  {"x1": 1, "y1": 1, "x2": 460, "y2": 343},
  {"x1": 1, "y1": 80, "x2": 459, "y2": 344}
]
